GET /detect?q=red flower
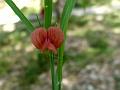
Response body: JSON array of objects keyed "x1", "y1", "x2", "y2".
[{"x1": 31, "y1": 27, "x2": 64, "y2": 54}]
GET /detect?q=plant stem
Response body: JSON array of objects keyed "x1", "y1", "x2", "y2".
[
  {"x1": 49, "y1": 53, "x2": 55, "y2": 90},
  {"x1": 44, "y1": 0, "x2": 56, "y2": 90},
  {"x1": 5, "y1": 0, "x2": 34, "y2": 32},
  {"x1": 57, "y1": 0, "x2": 76, "y2": 90},
  {"x1": 60, "y1": 0, "x2": 76, "y2": 37},
  {"x1": 57, "y1": 50, "x2": 64, "y2": 90},
  {"x1": 44, "y1": 0, "x2": 52, "y2": 29}
]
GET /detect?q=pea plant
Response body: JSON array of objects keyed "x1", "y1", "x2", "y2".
[{"x1": 5, "y1": 0, "x2": 75, "y2": 90}]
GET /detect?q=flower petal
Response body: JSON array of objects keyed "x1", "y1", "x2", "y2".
[
  {"x1": 48, "y1": 27, "x2": 64, "y2": 48},
  {"x1": 31, "y1": 30, "x2": 40, "y2": 48},
  {"x1": 31, "y1": 28, "x2": 47, "y2": 51},
  {"x1": 47, "y1": 39, "x2": 57, "y2": 54}
]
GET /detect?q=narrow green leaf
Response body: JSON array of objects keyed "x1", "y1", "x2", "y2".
[
  {"x1": 49, "y1": 53, "x2": 55, "y2": 90},
  {"x1": 5, "y1": 0, "x2": 34, "y2": 32},
  {"x1": 44, "y1": 0, "x2": 57, "y2": 90},
  {"x1": 60, "y1": 0, "x2": 76, "y2": 37},
  {"x1": 57, "y1": 0, "x2": 76, "y2": 90},
  {"x1": 44, "y1": 0, "x2": 52, "y2": 29}
]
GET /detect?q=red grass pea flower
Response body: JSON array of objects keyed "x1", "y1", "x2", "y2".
[{"x1": 31, "y1": 27, "x2": 64, "y2": 54}]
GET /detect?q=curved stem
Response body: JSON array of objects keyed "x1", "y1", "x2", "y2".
[
  {"x1": 5, "y1": 0, "x2": 34, "y2": 32},
  {"x1": 57, "y1": 0, "x2": 76, "y2": 90}
]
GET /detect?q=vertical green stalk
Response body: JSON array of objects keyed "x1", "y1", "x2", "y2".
[
  {"x1": 44, "y1": 0, "x2": 56, "y2": 90},
  {"x1": 44, "y1": 0, "x2": 52, "y2": 29},
  {"x1": 57, "y1": 0, "x2": 76, "y2": 90},
  {"x1": 5, "y1": 0, "x2": 34, "y2": 32},
  {"x1": 57, "y1": 51, "x2": 63, "y2": 90},
  {"x1": 49, "y1": 53, "x2": 55, "y2": 90}
]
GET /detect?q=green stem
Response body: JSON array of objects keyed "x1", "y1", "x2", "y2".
[
  {"x1": 49, "y1": 53, "x2": 55, "y2": 90},
  {"x1": 57, "y1": 48, "x2": 64, "y2": 90},
  {"x1": 5, "y1": 0, "x2": 34, "y2": 32},
  {"x1": 57, "y1": 0, "x2": 76, "y2": 90},
  {"x1": 44, "y1": 0, "x2": 52, "y2": 28},
  {"x1": 57, "y1": 45, "x2": 64, "y2": 90},
  {"x1": 44, "y1": 0, "x2": 56, "y2": 90}
]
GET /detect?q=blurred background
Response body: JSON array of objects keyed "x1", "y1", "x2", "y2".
[{"x1": 0, "y1": 0, "x2": 120, "y2": 90}]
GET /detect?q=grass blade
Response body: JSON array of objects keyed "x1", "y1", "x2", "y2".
[
  {"x1": 58, "y1": 0, "x2": 76, "y2": 90},
  {"x1": 49, "y1": 53, "x2": 55, "y2": 90},
  {"x1": 60, "y1": 0, "x2": 76, "y2": 37},
  {"x1": 5, "y1": 0, "x2": 34, "y2": 32},
  {"x1": 44, "y1": 0, "x2": 57, "y2": 90},
  {"x1": 44, "y1": 0, "x2": 52, "y2": 29}
]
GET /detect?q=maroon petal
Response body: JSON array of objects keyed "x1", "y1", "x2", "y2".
[
  {"x1": 48, "y1": 27, "x2": 64, "y2": 48},
  {"x1": 31, "y1": 28, "x2": 47, "y2": 52},
  {"x1": 47, "y1": 39, "x2": 57, "y2": 54}
]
